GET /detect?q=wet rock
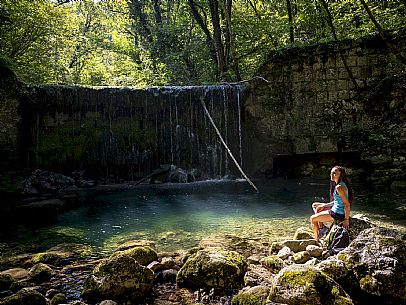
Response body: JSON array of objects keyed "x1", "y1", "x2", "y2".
[
  {"x1": 0, "y1": 268, "x2": 29, "y2": 281},
  {"x1": 268, "y1": 265, "x2": 353, "y2": 304},
  {"x1": 20, "y1": 169, "x2": 75, "y2": 194},
  {"x1": 244, "y1": 264, "x2": 275, "y2": 287},
  {"x1": 199, "y1": 235, "x2": 263, "y2": 258},
  {"x1": 337, "y1": 227, "x2": 406, "y2": 304},
  {"x1": 155, "y1": 269, "x2": 178, "y2": 283},
  {"x1": 0, "y1": 288, "x2": 47, "y2": 305},
  {"x1": 31, "y1": 251, "x2": 70, "y2": 266},
  {"x1": 110, "y1": 246, "x2": 158, "y2": 266},
  {"x1": 293, "y1": 227, "x2": 313, "y2": 240},
  {"x1": 49, "y1": 293, "x2": 66, "y2": 305},
  {"x1": 81, "y1": 253, "x2": 154, "y2": 303},
  {"x1": 99, "y1": 301, "x2": 118, "y2": 305},
  {"x1": 45, "y1": 289, "x2": 60, "y2": 299},
  {"x1": 28, "y1": 263, "x2": 53, "y2": 283},
  {"x1": 260, "y1": 256, "x2": 285, "y2": 273},
  {"x1": 0, "y1": 274, "x2": 14, "y2": 292},
  {"x1": 231, "y1": 285, "x2": 270, "y2": 305},
  {"x1": 176, "y1": 247, "x2": 247, "y2": 294},
  {"x1": 115, "y1": 240, "x2": 156, "y2": 252}
]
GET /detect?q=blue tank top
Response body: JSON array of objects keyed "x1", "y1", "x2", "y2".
[{"x1": 331, "y1": 182, "x2": 348, "y2": 215}]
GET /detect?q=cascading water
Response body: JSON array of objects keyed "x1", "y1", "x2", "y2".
[{"x1": 21, "y1": 84, "x2": 245, "y2": 182}]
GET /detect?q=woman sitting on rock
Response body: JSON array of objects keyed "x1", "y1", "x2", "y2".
[{"x1": 310, "y1": 166, "x2": 353, "y2": 242}]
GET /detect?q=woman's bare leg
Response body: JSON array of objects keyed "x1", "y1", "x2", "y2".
[
  {"x1": 310, "y1": 210, "x2": 334, "y2": 242},
  {"x1": 312, "y1": 202, "x2": 329, "y2": 229}
]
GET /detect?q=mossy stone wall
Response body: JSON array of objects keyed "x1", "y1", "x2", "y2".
[{"x1": 244, "y1": 32, "x2": 406, "y2": 187}]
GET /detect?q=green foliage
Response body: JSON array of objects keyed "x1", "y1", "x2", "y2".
[{"x1": 0, "y1": 0, "x2": 405, "y2": 86}]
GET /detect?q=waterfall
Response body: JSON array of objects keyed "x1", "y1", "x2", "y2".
[{"x1": 22, "y1": 84, "x2": 245, "y2": 182}]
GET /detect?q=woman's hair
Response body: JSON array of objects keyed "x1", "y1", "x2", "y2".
[{"x1": 329, "y1": 166, "x2": 354, "y2": 204}]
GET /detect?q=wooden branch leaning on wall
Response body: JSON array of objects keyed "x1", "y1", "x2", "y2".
[{"x1": 200, "y1": 97, "x2": 259, "y2": 193}]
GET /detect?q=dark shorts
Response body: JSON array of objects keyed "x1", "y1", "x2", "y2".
[{"x1": 329, "y1": 210, "x2": 345, "y2": 221}]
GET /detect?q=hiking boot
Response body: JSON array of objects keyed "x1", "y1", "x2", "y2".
[{"x1": 318, "y1": 225, "x2": 329, "y2": 239}]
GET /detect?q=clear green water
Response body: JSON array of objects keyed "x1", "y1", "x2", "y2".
[{"x1": 1, "y1": 178, "x2": 405, "y2": 257}]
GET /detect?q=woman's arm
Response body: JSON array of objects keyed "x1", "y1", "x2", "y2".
[{"x1": 337, "y1": 185, "x2": 350, "y2": 229}]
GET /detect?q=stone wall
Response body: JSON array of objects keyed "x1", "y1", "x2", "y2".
[{"x1": 244, "y1": 32, "x2": 406, "y2": 188}]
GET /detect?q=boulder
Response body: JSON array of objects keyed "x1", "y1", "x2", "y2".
[
  {"x1": 49, "y1": 293, "x2": 66, "y2": 305},
  {"x1": 316, "y1": 258, "x2": 349, "y2": 282},
  {"x1": 0, "y1": 288, "x2": 47, "y2": 305},
  {"x1": 244, "y1": 264, "x2": 275, "y2": 287},
  {"x1": 28, "y1": 263, "x2": 53, "y2": 283},
  {"x1": 306, "y1": 245, "x2": 323, "y2": 258},
  {"x1": 276, "y1": 247, "x2": 291, "y2": 260},
  {"x1": 260, "y1": 256, "x2": 285, "y2": 273},
  {"x1": 293, "y1": 227, "x2": 313, "y2": 240},
  {"x1": 231, "y1": 285, "x2": 270, "y2": 305},
  {"x1": 81, "y1": 253, "x2": 154, "y2": 303},
  {"x1": 346, "y1": 215, "x2": 375, "y2": 241},
  {"x1": 0, "y1": 268, "x2": 29, "y2": 281},
  {"x1": 337, "y1": 227, "x2": 406, "y2": 304},
  {"x1": 176, "y1": 247, "x2": 247, "y2": 294},
  {"x1": 268, "y1": 265, "x2": 353, "y2": 305},
  {"x1": 110, "y1": 246, "x2": 158, "y2": 266},
  {"x1": 292, "y1": 251, "x2": 312, "y2": 264}
]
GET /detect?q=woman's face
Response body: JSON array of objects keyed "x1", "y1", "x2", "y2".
[{"x1": 330, "y1": 167, "x2": 341, "y2": 182}]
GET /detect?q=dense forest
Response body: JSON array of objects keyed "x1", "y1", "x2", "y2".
[{"x1": 0, "y1": 0, "x2": 405, "y2": 86}]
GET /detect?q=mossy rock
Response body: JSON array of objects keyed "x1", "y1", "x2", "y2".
[
  {"x1": 49, "y1": 293, "x2": 66, "y2": 305},
  {"x1": 231, "y1": 285, "x2": 270, "y2": 305},
  {"x1": 292, "y1": 251, "x2": 312, "y2": 264},
  {"x1": 115, "y1": 240, "x2": 156, "y2": 252},
  {"x1": 81, "y1": 253, "x2": 154, "y2": 304},
  {"x1": 176, "y1": 247, "x2": 247, "y2": 294},
  {"x1": 260, "y1": 255, "x2": 285, "y2": 273},
  {"x1": 0, "y1": 288, "x2": 47, "y2": 305},
  {"x1": 316, "y1": 258, "x2": 348, "y2": 282},
  {"x1": 268, "y1": 265, "x2": 353, "y2": 305},
  {"x1": 28, "y1": 263, "x2": 53, "y2": 283},
  {"x1": 111, "y1": 246, "x2": 158, "y2": 266},
  {"x1": 294, "y1": 227, "x2": 313, "y2": 240},
  {"x1": 31, "y1": 252, "x2": 69, "y2": 266}
]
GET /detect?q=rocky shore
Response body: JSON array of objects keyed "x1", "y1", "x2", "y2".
[{"x1": 0, "y1": 215, "x2": 405, "y2": 305}]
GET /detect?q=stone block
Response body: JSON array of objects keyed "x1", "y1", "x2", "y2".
[
  {"x1": 338, "y1": 90, "x2": 350, "y2": 100},
  {"x1": 328, "y1": 91, "x2": 338, "y2": 102},
  {"x1": 347, "y1": 56, "x2": 358, "y2": 67},
  {"x1": 357, "y1": 56, "x2": 368, "y2": 66},
  {"x1": 337, "y1": 79, "x2": 348, "y2": 90},
  {"x1": 326, "y1": 69, "x2": 337, "y2": 80},
  {"x1": 316, "y1": 92, "x2": 327, "y2": 103}
]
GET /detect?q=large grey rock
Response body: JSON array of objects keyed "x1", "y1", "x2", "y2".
[
  {"x1": 110, "y1": 246, "x2": 157, "y2": 266},
  {"x1": 176, "y1": 247, "x2": 247, "y2": 294},
  {"x1": 268, "y1": 264, "x2": 353, "y2": 305},
  {"x1": 81, "y1": 253, "x2": 154, "y2": 303},
  {"x1": 337, "y1": 227, "x2": 406, "y2": 304}
]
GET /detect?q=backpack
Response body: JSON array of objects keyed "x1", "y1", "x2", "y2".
[{"x1": 327, "y1": 224, "x2": 350, "y2": 255}]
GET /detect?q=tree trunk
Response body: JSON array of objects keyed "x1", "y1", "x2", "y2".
[
  {"x1": 225, "y1": 0, "x2": 241, "y2": 81},
  {"x1": 209, "y1": 0, "x2": 226, "y2": 79},
  {"x1": 286, "y1": 0, "x2": 294, "y2": 43},
  {"x1": 320, "y1": 0, "x2": 360, "y2": 90},
  {"x1": 128, "y1": 0, "x2": 153, "y2": 45},
  {"x1": 188, "y1": 0, "x2": 219, "y2": 78},
  {"x1": 359, "y1": 0, "x2": 406, "y2": 64}
]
